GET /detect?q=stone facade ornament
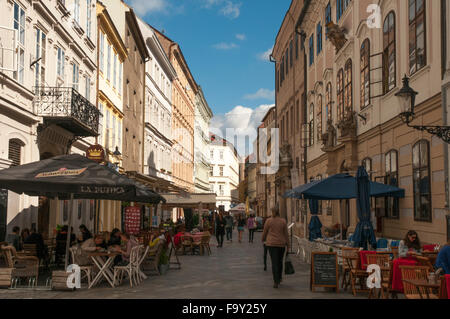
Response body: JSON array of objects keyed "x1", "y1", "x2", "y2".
[
  {"x1": 326, "y1": 21, "x2": 347, "y2": 53},
  {"x1": 337, "y1": 107, "x2": 357, "y2": 138},
  {"x1": 279, "y1": 144, "x2": 292, "y2": 165},
  {"x1": 321, "y1": 119, "x2": 337, "y2": 150}
]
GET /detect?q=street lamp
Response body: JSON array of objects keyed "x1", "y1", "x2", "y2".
[
  {"x1": 396, "y1": 75, "x2": 450, "y2": 143},
  {"x1": 112, "y1": 146, "x2": 122, "y2": 170}
]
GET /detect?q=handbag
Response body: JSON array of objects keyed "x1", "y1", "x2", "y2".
[{"x1": 284, "y1": 255, "x2": 295, "y2": 275}]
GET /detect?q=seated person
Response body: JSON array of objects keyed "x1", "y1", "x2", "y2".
[
  {"x1": 24, "y1": 227, "x2": 49, "y2": 264},
  {"x1": 173, "y1": 227, "x2": 185, "y2": 248},
  {"x1": 398, "y1": 230, "x2": 422, "y2": 258},
  {"x1": 6, "y1": 226, "x2": 22, "y2": 251},
  {"x1": 56, "y1": 225, "x2": 76, "y2": 244},
  {"x1": 76, "y1": 235, "x2": 107, "y2": 266},
  {"x1": 21, "y1": 228, "x2": 30, "y2": 244},
  {"x1": 108, "y1": 228, "x2": 122, "y2": 247},
  {"x1": 435, "y1": 242, "x2": 450, "y2": 275},
  {"x1": 113, "y1": 233, "x2": 139, "y2": 266},
  {"x1": 77, "y1": 224, "x2": 93, "y2": 243}
]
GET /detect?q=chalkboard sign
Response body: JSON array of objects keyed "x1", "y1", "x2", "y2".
[{"x1": 310, "y1": 252, "x2": 339, "y2": 292}]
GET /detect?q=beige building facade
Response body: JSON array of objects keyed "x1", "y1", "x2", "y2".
[{"x1": 278, "y1": 0, "x2": 447, "y2": 244}]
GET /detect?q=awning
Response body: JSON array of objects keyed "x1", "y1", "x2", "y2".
[{"x1": 160, "y1": 193, "x2": 217, "y2": 209}]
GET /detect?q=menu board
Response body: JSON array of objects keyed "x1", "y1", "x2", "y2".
[
  {"x1": 310, "y1": 252, "x2": 339, "y2": 292},
  {"x1": 125, "y1": 206, "x2": 141, "y2": 235}
]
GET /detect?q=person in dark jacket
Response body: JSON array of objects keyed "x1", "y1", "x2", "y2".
[
  {"x1": 6, "y1": 226, "x2": 22, "y2": 251},
  {"x1": 108, "y1": 228, "x2": 122, "y2": 247},
  {"x1": 215, "y1": 212, "x2": 226, "y2": 248},
  {"x1": 24, "y1": 227, "x2": 49, "y2": 267}
]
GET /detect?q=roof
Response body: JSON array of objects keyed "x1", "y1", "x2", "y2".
[{"x1": 160, "y1": 193, "x2": 217, "y2": 209}]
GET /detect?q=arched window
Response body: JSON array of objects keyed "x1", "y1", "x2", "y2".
[
  {"x1": 385, "y1": 150, "x2": 399, "y2": 219},
  {"x1": 309, "y1": 103, "x2": 315, "y2": 146},
  {"x1": 412, "y1": 140, "x2": 431, "y2": 222},
  {"x1": 344, "y1": 59, "x2": 353, "y2": 115},
  {"x1": 8, "y1": 139, "x2": 24, "y2": 167},
  {"x1": 326, "y1": 83, "x2": 332, "y2": 123},
  {"x1": 337, "y1": 69, "x2": 344, "y2": 120},
  {"x1": 360, "y1": 39, "x2": 370, "y2": 108},
  {"x1": 317, "y1": 95, "x2": 323, "y2": 140},
  {"x1": 383, "y1": 11, "x2": 396, "y2": 94},
  {"x1": 409, "y1": 0, "x2": 426, "y2": 74}
]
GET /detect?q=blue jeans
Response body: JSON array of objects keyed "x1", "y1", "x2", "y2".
[{"x1": 226, "y1": 227, "x2": 232, "y2": 240}]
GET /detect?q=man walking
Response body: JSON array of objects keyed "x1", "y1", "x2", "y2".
[{"x1": 224, "y1": 212, "x2": 234, "y2": 242}]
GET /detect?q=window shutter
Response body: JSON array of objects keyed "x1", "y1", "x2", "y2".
[{"x1": 8, "y1": 140, "x2": 21, "y2": 166}]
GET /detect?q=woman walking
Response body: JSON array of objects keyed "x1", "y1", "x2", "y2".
[
  {"x1": 262, "y1": 206, "x2": 289, "y2": 288},
  {"x1": 237, "y1": 214, "x2": 245, "y2": 243},
  {"x1": 247, "y1": 214, "x2": 256, "y2": 243},
  {"x1": 215, "y1": 212, "x2": 226, "y2": 248}
]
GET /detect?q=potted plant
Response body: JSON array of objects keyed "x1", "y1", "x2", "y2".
[{"x1": 158, "y1": 247, "x2": 169, "y2": 275}]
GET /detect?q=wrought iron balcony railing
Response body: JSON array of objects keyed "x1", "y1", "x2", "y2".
[{"x1": 33, "y1": 86, "x2": 100, "y2": 137}]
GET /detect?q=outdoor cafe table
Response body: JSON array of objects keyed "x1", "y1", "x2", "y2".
[
  {"x1": 88, "y1": 251, "x2": 119, "y2": 289},
  {"x1": 391, "y1": 257, "x2": 418, "y2": 293}
]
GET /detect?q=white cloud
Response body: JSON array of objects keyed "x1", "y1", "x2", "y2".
[
  {"x1": 210, "y1": 104, "x2": 274, "y2": 158},
  {"x1": 236, "y1": 34, "x2": 246, "y2": 41},
  {"x1": 244, "y1": 89, "x2": 275, "y2": 101},
  {"x1": 213, "y1": 42, "x2": 239, "y2": 50},
  {"x1": 257, "y1": 46, "x2": 273, "y2": 62},
  {"x1": 128, "y1": 0, "x2": 167, "y2": 16},
  {"x1": 220, "y1": 1, "x2": 241, "y2": 19}
]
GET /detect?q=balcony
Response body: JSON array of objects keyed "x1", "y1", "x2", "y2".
[{"x1": 34, "y1": 87, "x2": 100, "y2": 137}]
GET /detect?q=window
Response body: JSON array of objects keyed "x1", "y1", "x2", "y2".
[
  {"x1": 85, "y1": 76, "x2": 90, "y2": 100},
  {"x1": 98, "y1": 103, "x2": 104, "y2": 145},
  {"x1": 8, "y1": 139, "x2": 23, "y2": 166},
  {"x1": 325, "y1": 2, "x2": 331, "y2": 39},
  {"x1": 219, "y1": 166, "x2": 224, "y2": 177},
  {"x1": 13, "y1": 2, "x2": 25, "y2": 84},
  {"x1": 219, "y1": 184, "x2": 224, "y2": 196},
  {"x1": 383, "y1": 12, "x2": 396, "y2": 94},
  {"x1": 309, "y1": 103, "x2": 314, "y2": 146},
  {"x1": 105, "y1": 109, "x2": 110, "y2": 149},
  {"x1": 385, "y1": 151, "x2": 399, "y2": 219},
  {"x1": 295, "y1": 33, "x2": 299, "y2": 59},
  {"x1": 317, "y1": 95, "x2": 323, "y2": 140},
  {"x1": 317, "y1": 23, "x2": 323, "y2": 55},
  {"x1": 344, "y1": 59, "x2": 353, "y2": 115},
  {"x1": 276, "y1": 66, "x2": 279, "y2": 92},
  {"x1": 210, "y1": 150, "x2": 214, "y2": 160},
  {"x1": 113, "y1": 52, "x2": 117, "y2": 88},
  {"x1": 73, "y1": 0, "x2": 80, "y2": 24},
  {"x1": 118, "y1": 120, "x2": 122, "y2": 152},
  {"x1": 72, "y1": 62, "x2": 79, "y2": 91},
  {"x1": 112, "y1": 116, "x2": 116, "y2": 150},
  {"x1": 409, "y1": 0, "x2": 426, "y2": 74},
  {"x1": 362, "y1": 158, "x2": 372, "y2": 180},
  {"x1": 413, "y1": 140, "x2": 431, "y2": 222},
  {"x1": 285, "y1": 48, "x2": 289, "y2": 75},
  {"x1": 360, "y1": 39, "x2": 370, "y2": 109},
  {"x1": 99, "y1": 32, "x2": 104, "y2": 73},
  {"x1": 35, "y1": 29, "x2": 46, "y2": 90},
  {"x1": 220, "y1": 151, "x2": 224, "y2": 160},
  {"x1": 337, "y1": 69, "x2": 344, "y2": 120},
  {"x1": 326, "y1": 82, "x2": 332, "y2": 122},
  {"x1": 337, "y1": 0, "x2": 351, "y2": 21},
  {"x1": 57, "y1": 47, "x2": 65, "y2": 80},
  {"x1": 288, "y1": 40, "x2": 292, "y2": 68},
  {"x1": 86, "y1": 0, "x2": 92, "y2": 38},
  {"x1": 107, "y1": 42, "x2": 111, "y2": 82},
  {"x1": 309, "y1": 35, "x2": 314, "y2": 66},
  {"x1": 118, "y1": 62, "x2": 123, "y2": 95}
]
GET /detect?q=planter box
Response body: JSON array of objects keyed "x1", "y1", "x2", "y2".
[
  {"x1": 51, "y1": 270, "x2": 75, "y2": 291},
  {"x1": 0, "y1": 268, "x2": 12, "y2": 288}
]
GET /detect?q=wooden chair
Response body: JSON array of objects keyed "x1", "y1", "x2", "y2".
[
  {"x1": 422, "y1": 251, "x2": 438, "y2": 266},
  {"x1": 142, "y1": 240, "x2": 165, "y2": 276},
  {"x1": 191, "y1": 236, "x2": 203, "y2": 255},
  {"x1": 181, "y1": 236, "x2": 193, "y2": 255},
  {"x1": 399, "y1": 265, "x2": 438, "y2": 299},
  {"x1": 341, "y1": 247, "x2": 360, "y2": 291},
  {"x1": 390, "y1": 246, "x2": 399, "y2": 260},
  {"x1": 135, "y1": 246, "x2": 149, "y2": 284},
  {"x1": 113, "y1": 245, "x2": 141, "y2": 287},
  {"x1": 343, "y1": 248, "x2": 370, "y2": 296},
  {"x1": 200, "y1": 235, "x2": 211, "y2": 256},
  {"x1": 0, "y1": 245, "x2": 39, "y2": 287},
  {"x1": 69, "y1": 247, "x2": 92, "y2": 288},
  {"x1": 366, "y1": 253, "x2": 391, "y2": 299}
]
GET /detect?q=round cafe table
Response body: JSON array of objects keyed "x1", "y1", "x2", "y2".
[{"x1": 391, "y1": 257, "x2": 418, "y2": 293}]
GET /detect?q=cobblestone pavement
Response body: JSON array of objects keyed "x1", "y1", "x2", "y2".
[{"x1": 0, "y1": 230, "x2": 366, "y2": 299}]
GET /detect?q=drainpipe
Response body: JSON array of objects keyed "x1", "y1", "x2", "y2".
[{"x1": 442, "y1": 0, "x2": 449, "y2": 210}]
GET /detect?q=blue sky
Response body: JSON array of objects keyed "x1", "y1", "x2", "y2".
[{"x1": 127, "y1": 0, "x2": 291, "y2": 156}]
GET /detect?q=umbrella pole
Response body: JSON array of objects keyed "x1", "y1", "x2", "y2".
[{"x1": 64, "y1": 193, "x2": 74, "y2": 270}]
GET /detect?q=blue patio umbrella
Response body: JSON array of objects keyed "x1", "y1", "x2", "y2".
[
  {"x1": 308, "y1": 199, "x2": 322, "y2": 241},
  {"x1": 352, "y1": 166, "x2": 377, "y2": 250}
]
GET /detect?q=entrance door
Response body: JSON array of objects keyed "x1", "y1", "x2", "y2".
[{"x1": 0, "y1": 189, "x2": 8, "y2": 241}]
